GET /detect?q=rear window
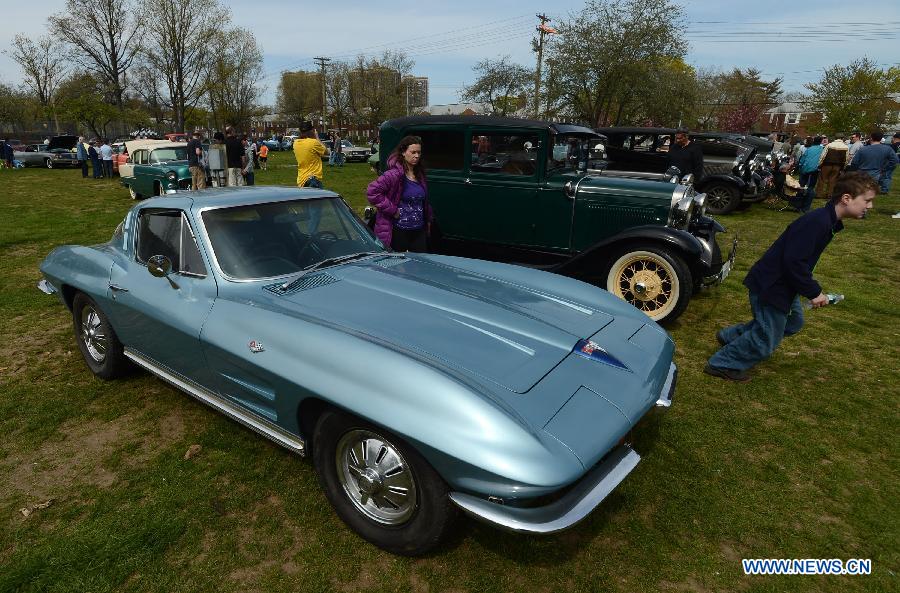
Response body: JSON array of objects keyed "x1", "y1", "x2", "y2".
[{"x1": 411, "y1": 130, "x2": 464, "y2": 171}]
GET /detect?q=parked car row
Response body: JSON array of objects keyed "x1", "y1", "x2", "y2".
[{"x1": 13, "y1": 136, "x2": 81, "y2": 169}]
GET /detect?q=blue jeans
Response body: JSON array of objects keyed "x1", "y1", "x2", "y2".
[
  {"x1": 796, "y1": 170, "x2": 818, "y2": 211},
  {"x1": 303, "y1": 176, "x2": 322, "y2": 188},
  {"x1": 880, "y1": 167, "x2": 894, "y2": 193},
  {"x1": 708, "y1": 291, "x2": 805, "y2": 371}
]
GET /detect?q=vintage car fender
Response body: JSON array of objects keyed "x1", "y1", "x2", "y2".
[
  {"x1": 553, "y1": 224, "x2": 707, "y2": 274},
  {"x1": 40, "y1": 245, "x2": 115, "y2": 309},
  {"x1": 199, "y1": 296, "x2": 587, "y2": 498}
]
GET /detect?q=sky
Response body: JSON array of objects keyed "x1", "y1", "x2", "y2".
[{"x1": 2, "y1": 0, "x2": 898, "y2": 108}]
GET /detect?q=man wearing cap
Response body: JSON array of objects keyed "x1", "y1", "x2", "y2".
[{"x1": 293, "y1": 121, "x2": 326, "y2": 188}]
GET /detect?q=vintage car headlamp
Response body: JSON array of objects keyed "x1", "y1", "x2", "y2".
[
  {"x1": 669, "y1": 184, "x2": 695, "y2": 229},
  {"x1": 731, "y1": 157, "x2": 741, "y2": 169},
  {"x1": 167, "y1": 171, "x2": 177, "y2": 181}
]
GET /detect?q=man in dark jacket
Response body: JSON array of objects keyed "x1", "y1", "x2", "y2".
[
  {"x1": 705, "y1": 171, "x2": 878, "y2": 382},
  {"x1": 667, "y1": 128, "x2": 704, "y2": 181}
]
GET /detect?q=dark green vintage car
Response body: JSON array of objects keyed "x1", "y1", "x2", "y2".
[
  {"x1": 376, "y1": 116, "x2": 736, "y2": 323},
  {"x1": 120, "y1": 142, "x2": 192, "y2": 199}
]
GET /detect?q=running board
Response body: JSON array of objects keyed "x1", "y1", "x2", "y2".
[{"x1": 124, "y1": 348, "x2": 306, "y2": 456}]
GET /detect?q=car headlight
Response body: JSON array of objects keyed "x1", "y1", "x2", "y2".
[
  {"x1": 167, "y1": 171, "x2": 177, "y2": 181},
  {"x1": 669, "y1": 185, "x2": 695, "y2": 229}
]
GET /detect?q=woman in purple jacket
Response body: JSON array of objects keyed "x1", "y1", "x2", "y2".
[{"x1": 366, "y1": 135, "x2": 433, "y2": 252}]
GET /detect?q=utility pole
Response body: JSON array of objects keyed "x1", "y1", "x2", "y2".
[
  {"x1": 532, "y1": 14, "x2": 552, "y2": 119},
  {"x1": 314, "y1": 57, "x2": 331, "y2": 130}
]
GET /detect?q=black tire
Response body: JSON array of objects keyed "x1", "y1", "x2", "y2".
[
  {"x1": 702, "y1": 182, "x2": 741, "y2": 214},
  {"x1": 45, "y1": 158, "x2": 53, "y2": 169},
  {"x1": 312, "y1": 409, "x2": 457, "y2": 555},
  {"x1": 72, "y1": 293, "x2": 129, "y2": 379},
  {"x1": 603, "y1": 244, "x2": 693, "y2": 323}
]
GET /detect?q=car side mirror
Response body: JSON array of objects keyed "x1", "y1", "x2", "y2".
[{"x1": 147, "y1": 254, "x2": 173, "y2": 278}]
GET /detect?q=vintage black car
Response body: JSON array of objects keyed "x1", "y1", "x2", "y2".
[
  {"x1": 375, "y1": 116, "x2": 736, "y2": 324},
  {"x1": 595, "y1": 127, "x2": 764, "y2": 214}
]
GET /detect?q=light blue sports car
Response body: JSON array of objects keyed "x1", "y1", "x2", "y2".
[{"x1": 37, "y1": 187, "x2": 676, "y2": 555}]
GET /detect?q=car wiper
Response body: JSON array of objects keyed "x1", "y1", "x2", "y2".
[{"x1": 278, "y1": 251, "x2": 402, "y2": 291}]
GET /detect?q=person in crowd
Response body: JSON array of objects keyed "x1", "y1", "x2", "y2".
[
  {"x1": 224, "y1": 126, "x2": 246, "y2": 187},
  {"x1": 850, "y1": 131, "x2": 898, "y2": 194},
  {"x1": 768, "y1": 132, "x2": 783, "y2": 154},
  {"x1": 100, "y1": 139, "x2": 114, "y2": 179},
  {"x1": 366, "y1": 135, "x2": 433, "y2": 252},
  {"x1": 847, "y1": 132, "x2": 863, "y2": 163},
  {"x1": 332, "y1": 133, "x2": 343, "y2": 167},
  {"x1": 76, "y1": 136, "x2": 88, "y2": 178},
  {"x1": 791, "y1": 135, "x2": 805, "y2": 165},
  {"x1": 882, "y1": 132, "x2": 900, "y2": 194},
  {"x1": 249, "y1": 137, "x2": 259, "y2": 170},
  {"x1": 817, "y1": 135, "x2": 849, "y2": 199},
  {"x1": 2, "y1": 138, "x2": 13, "y2": 169},
  {"x1": 293, "y1": 121, "x2": 326, "y2": 188},
  {"x1": 328, "y1": 132, "x2": 337, "y2": 167},
  {"x1": 667, "y1": 127, "x2": 704, "y2": 181},
  {"x1": 258, "y1": 141, "x2": 268, "y2": 171},
  {"x1": 705, "y1": 171, "x2": 878, "y2": 382},
  {"x1": 795, "y1": 136, "x2": 824, "y2": 212},
  {"x1": 88, "y1": 140, "x2": 102, "y2": 179},
  {"x1": 187, "y1": 130, "x2": 206, "y2": 190},
  {"x1": 820, "y1": 135, "x2": 829, "y2": 146},
  {"x1": 241, "y1": 136, "x2": 255, "y2": 186}
]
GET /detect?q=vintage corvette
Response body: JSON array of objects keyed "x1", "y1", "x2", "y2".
[{"x1": 38, "y1": 187, "x2": 676, "y2": 555}]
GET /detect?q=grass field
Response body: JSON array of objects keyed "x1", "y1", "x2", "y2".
[{"x1": 0, "y1": 151, "x2": 898, "y2": 593}]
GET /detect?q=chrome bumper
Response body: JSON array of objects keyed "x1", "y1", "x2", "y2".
[
  {"x1": 655, "y1": 362, "x2": 677, "y2": 408},
  {"x1": 703, "y1": 238, "x2": 737, "y2": 287},
  {"x1": 37, "y1": 279, "x2": 56, "y2": 294},
  {"x1": 449, "y1": 445, "x2": 641, "y2": 534}
]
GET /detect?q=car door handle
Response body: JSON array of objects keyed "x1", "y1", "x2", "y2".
[{"x1": 109, "y1": 284, "x2": 129, "y2": 292}]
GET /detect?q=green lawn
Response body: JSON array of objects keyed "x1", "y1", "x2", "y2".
[{"x1": 0, "y1": 152, "x2": 897, "y2": 593}]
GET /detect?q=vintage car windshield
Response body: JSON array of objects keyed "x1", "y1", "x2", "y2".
[
  {"x1": 149, "y1": 147, "x2": 189, "y2": 163},
  {"x1": 548, "y1": 134, "x2": 596, "y2": 173},
  {"x1": 202, "y1": 197, "x2": 384, "y2": 280}
]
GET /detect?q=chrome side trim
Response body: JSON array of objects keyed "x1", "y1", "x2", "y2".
[
  {"x1": 449, "y1": 445, "x2": 640, "y2": 534},
  {"x1": 124, "y1": 348, "x2": 305, "y2": 456},
  {"x1": 655, "y1": 362, "x2": 677, "y2": 408},
  {"x1": 37, "y1": 279, "x2": 57, "y2": 294}
]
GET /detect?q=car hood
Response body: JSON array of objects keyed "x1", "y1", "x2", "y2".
[{"x1": 270, "y1": 255, "x2": 616, "y2": 393}]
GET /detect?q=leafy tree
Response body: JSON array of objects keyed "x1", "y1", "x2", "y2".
[
  {"x1": 277, "y1": 70, "x2": 321, "y2": 125},
  {"x1": 0, "y1": 82, "x2": 37, "y2": 133},
  {"x1": 56, "y1": 72, "x2": 119, "y2": 139},
  {"x1": 804, "y1": 58, "x2": 899, "y2": 135},
  {"x1": 695, "y1": 68, "x2": 782, "y2": 132},
  {"x1": 460, "y1": 56, "x2": 532, "y2": 116},
  {"x1": 543, "y1": 0, "x2": 687, "y2": 126},
  {"x1": 206, "y1": 28, "x2": 265, "y2": 131},
  {"x1": 47, "y1": 0, "x2": 142, "y2": 109},
  {"x1": 348, "y1": 51, "x2": 414, "y2": 131},
  {"x1": 325, "y1": 62, "x2": 353, "y2": 131}
]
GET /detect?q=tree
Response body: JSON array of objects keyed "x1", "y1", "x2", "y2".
[
  {"x1": 804, "y1": 58, "x2": 899, "y2": 135},
  {"x1": 543, "y1": 0, "x2": 687, "y2": 127},
  {"x1": 695, "y1": 68, "x2": 782, "y2": 132},
  {"x1": 206, "y1": 28, "x2": 265, "y2": 130},
  {"x1": 325, "y1": 62, "x2": 353, "y2": 130},
  {"x1": 460, "y1": 56, "x2": 532, "y2": 116},
  {"x1": 144, "y1": 0, "x2": 229, "y2": 131},
  {"x1": 277, "y1": 70, "x2": 321, "y2": 125},
  {"x1": 5, "y1": 34, "x2": 67, "y2": 132},
  {"x1": 56, "y1": 72, "x2": 119, "y2": 138},
  {"x1": 47, "y1": 0, "x2": 142, "y2": 109},
  {"x1": 348, "y1": 51, "x2": 414, "y2": 131},
  {"x1": 0, "y1": 82, "x2": 37, "y2": 132}
]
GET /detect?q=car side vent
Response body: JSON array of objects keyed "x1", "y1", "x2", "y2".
[
  {"x1": 265, "y1": 272, "x2": 339, "y2": 295},
  {"x1": 371, "y1": 255, "x2": 407, "y2": 269}
]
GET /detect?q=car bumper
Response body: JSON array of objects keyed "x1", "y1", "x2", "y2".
[
  {"x1": 703, "y1": 237, "x2": 737, "y2": 287},
  {"x1": 449, "y1": 363, "x2": 675, "y2": 534}
]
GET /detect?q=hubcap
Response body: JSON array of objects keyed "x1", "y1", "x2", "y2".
[
  {"x1": 707, "y1": 188, "x2": 730, "y2": 209},
  {"x1": 80, "y1": 305, "x2": 107, "y2": 362},
  {"x1": 335, "y1": 429, "x2": 417, "y2": 525}
]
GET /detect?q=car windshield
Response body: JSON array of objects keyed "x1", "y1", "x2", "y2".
[
  {"x1": 149, "y1": 147, "x2": 188, "y2": 163},
  {"x1": 201, "y1": 197, "x2": 384, "y2": 279},
  {"x1": 548, "y1": 134, "x2": 596, "y2": 173}
]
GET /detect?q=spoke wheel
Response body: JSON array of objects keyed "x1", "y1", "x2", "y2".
[
  {"x1": 72, "y1": 293, "x2": 130, "y2": 379},
  {"x1": 605, "y1": 247, "x2": 692, "y2": 323},
  {"x1": 703, "y1": 183, "x2": 740, "y2": 214},
  {"x1": 313, "y1": 410, "x2": 456, "y2": 555}
]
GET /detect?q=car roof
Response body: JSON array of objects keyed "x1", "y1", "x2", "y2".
[
  {"x1": 382, "y1": 115, "x2": 598, "y2": 136},
  {"x1": 124, "y1": 139, "x2": 170, "y2": 153},
  {"x1": 140, "y1": 186, "x2": 342, "y2": 211}
]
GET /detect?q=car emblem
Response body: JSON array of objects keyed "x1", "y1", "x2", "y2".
[
  {"x1": 573, "y1": 339, "x2": 629, "y2": 370},
  {"x1": 248, "y1": 340, "x2": 265, "y2": 353}
]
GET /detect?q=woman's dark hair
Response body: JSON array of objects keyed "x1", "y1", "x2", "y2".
[{"x1": 391, "y1": 135, "x2": 425, "y2": 179}]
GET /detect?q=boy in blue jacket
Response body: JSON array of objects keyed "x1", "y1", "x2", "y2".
[{"x1": 705, "y1": 172, "x2": 878, "y2": 382}]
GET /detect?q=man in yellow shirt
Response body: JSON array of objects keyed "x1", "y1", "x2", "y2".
[{"x1": 293, "y1": 121, "x2": 326, "y2": 187}]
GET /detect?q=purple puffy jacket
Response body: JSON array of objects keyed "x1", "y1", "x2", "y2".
[{"x1": 366, "y1": 156, "x2": 433, "y2": 247}]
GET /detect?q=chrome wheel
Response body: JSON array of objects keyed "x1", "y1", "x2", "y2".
[
  {"x1": 607, "y1": 250, "x2": 680, "y2": 321},
  {"x1": 335, "y1": 429, "x2": 417, "y2": 525},
  {"x1": 79, "y1": 304, "x2": 107, "y2": 363},
  {"x1": 45, "y1": 158, "x2": 53, "y2": 169}
]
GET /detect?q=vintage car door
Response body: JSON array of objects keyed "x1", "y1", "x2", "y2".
[
  {"x1": 119, "y1": 149, "x2": 143, "y2": 179},
  {"x1": 105, "y1": 205, "x2": 218, "y2": 383},
  {"x1": 456, "y1": 129, "x2": 541, "y2": 245}
]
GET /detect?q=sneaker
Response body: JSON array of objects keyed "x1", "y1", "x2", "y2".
[
  {"x1": 704, "y1": 364, "x2": 751, "y2": 383},
  {"x1": 715, "y1": 330, "x2": 728, "y2": 347},
  {"x1": 892, "y1": 212, "x2": 900, "y2": 219}
]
